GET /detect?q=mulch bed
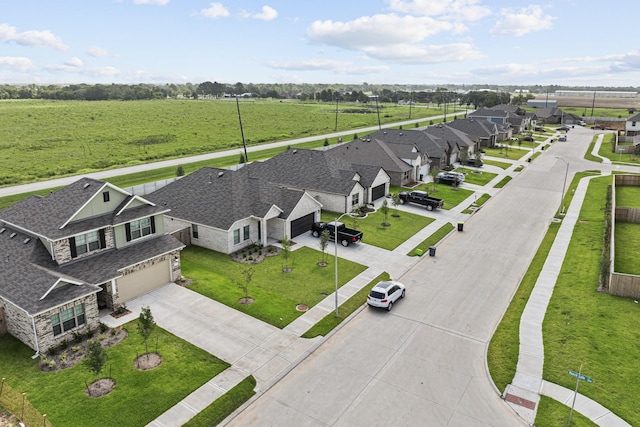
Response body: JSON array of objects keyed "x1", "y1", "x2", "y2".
[{"x1": 38, "y1": 327, "x2": 128, "y2": 372}]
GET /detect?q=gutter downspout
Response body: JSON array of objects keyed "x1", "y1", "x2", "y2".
[{"x1": 30, "y1": 316, "x2": 40, "y2": 359}]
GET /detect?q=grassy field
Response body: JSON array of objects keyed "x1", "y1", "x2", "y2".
[{"x1": 0, "y1": 99, "x2": 440, "y2": 186}]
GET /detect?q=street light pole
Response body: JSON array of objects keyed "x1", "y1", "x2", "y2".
[
  {"x1": 334, "y1": 212, "x2": 352, "y2": 318},
  {"x1": 555, "y1": 156, "x2": 569, "y2": 215}
]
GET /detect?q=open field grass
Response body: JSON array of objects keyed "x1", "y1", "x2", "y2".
[
  {"x1": 616, "y1": 185, "x2": 640, "y2": 208},
  {"x1": 0, "y1": 99, "x2": 439, "y2": 187},
  {"x1": 614, "y1": 222, "x2": 640, "y2": 275}
]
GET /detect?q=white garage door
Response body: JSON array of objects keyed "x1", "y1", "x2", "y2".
[{"x1": 116, "y1": 259, "x2": 171, "y2": 302}]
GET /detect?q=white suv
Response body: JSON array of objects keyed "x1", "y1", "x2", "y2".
[{"x1": 367, "y1": 281, "x2": 406, "y2": 311}]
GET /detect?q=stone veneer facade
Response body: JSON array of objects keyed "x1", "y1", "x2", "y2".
[
  {"x1": 52, "y1": 226, "x2": 115, "y2": 265},
  {"x1": 0, "y1": 293, "x2": 100, "y2": 353}
]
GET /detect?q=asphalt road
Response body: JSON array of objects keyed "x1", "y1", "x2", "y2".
[{"x1": 225, "y1": 127, "x2": 622, "y2": 426}]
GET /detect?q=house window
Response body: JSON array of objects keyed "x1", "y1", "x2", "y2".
[
  {"x1": 51, "y1": 304, "x2": 86, "y2": 336},
  {"x1": 243, "y1": 225, "x2": 250, "y2": 241},
  {"x1": 70, "y1": 229, "x2": 105, "y2": 258},
  {"x1": 103, "y1": 191, "x2": 110, "y2": 202},
  {"x1": 633, "y1": 121, "x2": 637, "y2": 127},
  {"x1": 126, "y1": 217, "x2": 156, "y2": 241},
  {"x1": 233, "y1": 229, "x2": 240, "y2": 244},
  {"x1": 351, "y1": 193, "x2": 359, "y2": 206},
  {"x1": 192, "y1": 224, "x2": 199, "y2": 239}
]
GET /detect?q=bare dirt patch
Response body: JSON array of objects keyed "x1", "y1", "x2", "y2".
[
  {"x1": 85, "y1": 378, "x2": 116, "y2": 398},
  {"x1": 134, "y1": 352, "x2": 162, "y2": 370}
]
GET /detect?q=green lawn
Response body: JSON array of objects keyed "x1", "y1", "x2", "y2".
[
  {"x1": 614, "y1": 222, "x2": 640, "y2": 274},
  {"x1": 616, "y1": 185, "x2": 640, "y2": 208},
  {"x1": 454, "y1": 167, "x2": 497, "y2": 186},
  {"x1": 481, "y1": 158, "x2": 513, "y2": 169},
  {"x1": 320, "y1": 209, "x2": 434, "y2": 251},
  {"x1": 406, "y1": 222, "x2": 455, "y2": 256},
  {"x1": 0, "y1": 324, "x2": 229, "y2": 427},
  {"x1": 181, "y1": 245, "x2": 367, "y2": 328},
  {"x1": 461, "y1": 193, "x2": 491, "y2": 213},
  {"x1": 483, "y1": 146, "x2": 531, "y2": 161},
  {"x1": 489, "y1": 173, "x2": 640, "y2": 425},
  {"x1": 303, "y1": 271, "x2": 392, "y2": 338},
  {"x1": 493, "y1": 176, "x2": 512, "y2": 188}
]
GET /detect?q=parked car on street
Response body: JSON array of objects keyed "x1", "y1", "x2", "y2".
[
  {"x1": 559, "y1": 135, "x2": 567, "y2": 141},
  {"x1": 367, "y1": 280, "x2": 406, "y2": 311},
  {"x1": 557, "y1": 125, "x2": 571, "y2": 131}
]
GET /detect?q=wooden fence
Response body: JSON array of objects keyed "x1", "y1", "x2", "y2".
[
  {"x1": 0, "y1": 378, "x2": 53, "y2": 427},
  {"x1": 609, "y1": 174, "x2": 640, "y2": 298}
]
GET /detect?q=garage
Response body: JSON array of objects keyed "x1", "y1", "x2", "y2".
[
  {"x1": 116, "y1": 259, "x2": 171, "y2": 303},
  {"x1": 371, "y1": 184, "x2": 386, "y2": 201},
  {"x1": 290, "y1": 212, "x2": 315, "y2": 238}
]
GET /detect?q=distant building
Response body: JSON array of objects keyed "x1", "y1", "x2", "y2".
[{"x1": 554, "y1": 90, "x2": 638, "y2": 98}]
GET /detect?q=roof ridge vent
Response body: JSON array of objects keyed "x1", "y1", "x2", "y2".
[{"x1": 83, "y1": 183, "x2": 91, "y2": 189}]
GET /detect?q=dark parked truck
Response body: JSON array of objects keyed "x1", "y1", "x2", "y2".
[
  {"x1": 398, "y1": 190, "x2": 444, "y2": 211},
  {"x1": 311, "y1": 221, "x2": 363, "y2": 247}
]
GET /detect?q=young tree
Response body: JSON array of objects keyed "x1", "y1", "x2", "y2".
[
  {"x1": 137, "y1": 306, "x2": 156, "y2": 356},
  {"x1": 239, "y1": 153, "x2": 246, "y2": 164},
  {"x1": 391, "y1": 193, "x2": 401, "y2": 217},
  {"x1": 84, "y1": 339, "x2": 108, "y2": 379},
  {"x1": 281, "y1": 235, "x2": 292, "y2": 272},
  {"x1": 238, "y1": 265, "x2": 254, "y2": 302},
  {"x1": 318, "y1": 230, "x2": 330, "y2": 266},
  {"x1": 176, "y1": 164, "x2": 185, "y2": 176},
  {"x1": 380, "y1": 199, "x2": 390, "y2": 226},
  {"x1": 429, "y1": 167, "x2": 440, "y2": 192}
]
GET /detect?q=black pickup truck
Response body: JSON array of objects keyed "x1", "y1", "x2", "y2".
[
  {"x1": 311, "y1": 221, "x2": 363, "y2": 247},
  {"x1": 398, "y1": 190, "x2": 444, "y2": 211}
]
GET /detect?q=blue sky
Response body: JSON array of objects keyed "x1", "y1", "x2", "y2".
[{"x1": 1, "y1": 0, "x2": 639, "y2": 87}]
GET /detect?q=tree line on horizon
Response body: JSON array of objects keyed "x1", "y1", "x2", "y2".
[{"x1": 1, "y1": 81, "x2": 635, "y2": 108}]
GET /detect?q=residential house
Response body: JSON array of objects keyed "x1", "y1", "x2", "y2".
[
  {"x1": 446, "y1": 118, "x2": 500, "y2": 149},
  {"x1": 624, "y1": 112, "x2": 640, "y2": 144},
  {"x1": 329, "y1": 134, "x2": 417, "y2": 186},
  {"x1": 0, "y1": 178, "x2": 184, "y2": 353},
  {"x1": 146, "y1": 166, "x2": 323, "y2": 253}
]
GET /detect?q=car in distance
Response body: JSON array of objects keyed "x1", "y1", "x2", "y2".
[
  {"x1": 467, "y1": 157, "x2": 483, "y2": 167},
  {"x1": 558, "y1": 134, "x2": 567, "y2": 141},
  {"x1": 522, "y1": 135, "x2": 534, "y2": 142},
  {"x1": 557, "y1": 125, "x2": 571, "y2": 131},
  {"x1": 367, "y1": 281, "x2": 406, "y2": 311}
]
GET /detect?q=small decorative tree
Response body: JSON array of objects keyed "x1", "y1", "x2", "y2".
[
  {"x1": 281, "y1": 235, "x2": 292, "y2": 272},
  {"x1": 239, "y1": 153, "x2": 246, "y2": 164},
  {"x1": 137, "y1": 306, "x2": 156, "y2": 357},
  {"x1": 323, "y1": 138, "x2": 329, "y2": 146},
  {"x1": 318, "y1": 230, "x2": 330, "y2": 266},
  {"x1": 429, "y1": 167, "x2": 440, "y2": 192},
  {"x1": 391, "y1": 193, "x2": 401, "y2": 217},
  {"x1": 176, "y1": 164, "x2": 185, "y2": 176},
  {"x1": 238, "y1": 265, "x2": 254, "y2": 303},
  {"x1": 380, "y1": 199, "x2": 390, "y2": 226},
  {"x1": 84, "y1": 339, "x2": 108, "y2": 379}
]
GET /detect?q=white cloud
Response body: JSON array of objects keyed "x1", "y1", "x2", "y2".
[
  {"x1": 65, "y1": 57, "x2": 83, "y2": 68},
  {"x1": 365, "y1": 43, "x2": 484, "y2": 63},
  {"x1": 307, "y1": 14, "x2": 460, "y2": 50},
  {"x1": 0, "y1": 23, "x2": 68, "y2": 50},
  {"x1": 240, "y1": 5, "x2": 278, "y2": 21},
  {"x1": 133, "y1": 0, "x2": 169, "y2": 5},
  {"x1": 387, "y1": 0, "x2": 491, "y2": 21},
  {"x1": 200, "y1": 3, "x2": 230, "y2": 19},
  {"x1": 266, "y1": 58, "x2": 388, "y2": 76},
  {"x1": 490, "y1": 5, "x2": 554, "y2": 37},
  {"x1": 86, "y1": 46, "x2": 117, "y2": 58},
  {"x1": 0, "y1": 56, "x2": 33, "y2": 71}
]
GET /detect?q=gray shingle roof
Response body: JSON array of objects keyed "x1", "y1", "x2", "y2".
[
  {"x1": 146, "y1": 166, "x2": 308, "y2": 230},
  {"x1": 247, "y1": 148, "x2": 361, "y2": 195},
  {"x1": 329, "y1": 136, "x2": 413, "y2": 173},
  {"x1": 0, "y1": 177, "x2": 166, "y2": 240}
]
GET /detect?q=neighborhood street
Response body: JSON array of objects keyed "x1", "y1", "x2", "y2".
[{"x1": 224, "y1": 126, "x2": 634, "y2": 426}]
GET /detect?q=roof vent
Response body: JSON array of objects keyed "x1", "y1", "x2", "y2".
[
  {"x1": 23, "y1": 238, "x2": 30, "y2": 244},
  {"x1": 292, "y1": 149, "x2": 297, "y2": 154},
  {"x1": 399, "y1": 133, "x2": 403, "y2": 136},
  {"x1": 83, "y1": 183, "x2": 90, "y2": 189},
  {"x1": 0, "y1": 227, "x2": 5, "y2": 234},
  {"x1": 10, "y1": 232, "x2": 17, "y2": 238},
  {"x1": 218, "y1": 171, "x2": 224, "y2": 178}
]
